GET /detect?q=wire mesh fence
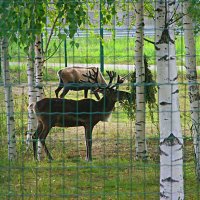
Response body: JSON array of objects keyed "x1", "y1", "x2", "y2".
[{"x1": 0, "y1": 0, "x2": 200, "y2": 199}]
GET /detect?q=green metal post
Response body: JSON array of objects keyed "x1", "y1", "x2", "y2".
[
  {"x1": 100, "y1": 0, "x2": 104, "y2": 73},
  {"x1": 64, "y1": 39, "x2": 67, "y2": 67},
  {"x1": 0, "y1": 48, "x2": 1, "y2": 77}
]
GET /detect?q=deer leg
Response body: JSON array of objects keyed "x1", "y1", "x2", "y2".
[
  {"x1": 84, "y1": 126, "x2": 94, "y2": 161},
  {"x1": 55, "y1": 77, "x2": 64, "y2": 98},
  {"x1": 84, "y1": 89, "x2": 88, "y2": 98},
  {"x1": 39, "y1": 126, "x2": 53, "y2": 161},
  {"x1": 60, "y1": 87, "x2": 69, "y2": 98},
  {"x1": 94, "y1": 91, "x2": 100, "y2": 100},
  {"x1": 55, "y1": 86, "x2": 63, "y2": 98},
  {"x1": 32, "y1": 133, "x2": 37, "y2": 160}
]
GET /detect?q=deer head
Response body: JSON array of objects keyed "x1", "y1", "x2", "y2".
[{"x1": 81, "y1": 69, "x2": 131, "y2": 103}]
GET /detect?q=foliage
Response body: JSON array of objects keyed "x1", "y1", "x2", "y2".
[
  {"x1": 188, "y1": 0, "x2": 200, "y2": 34},
  {"x1": 0, "y1": 0, "x2": 47, "y2": 49},
  {"x1": 0, "y1": 0, "x2": 90, "y2": 55},
  {"x1": 121, "y1": 55, "x2": 157, "y2": 121}
]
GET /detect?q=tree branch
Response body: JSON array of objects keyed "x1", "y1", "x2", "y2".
[
  {"x1": 168, "y1": 14, "x2": 186, "y2": 26},
  {"x1": 44, "y1": 14, "x2": 59, "y2": 55},
  {"x1": 43, "y1": 41, "x2": 63, "y2": 63},
  {"x1": 144, "y1": 37, "x2": 159, "y2": 50}
]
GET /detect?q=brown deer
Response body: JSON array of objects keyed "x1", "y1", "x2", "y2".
[
  {"x1": 32, "y1": 69, "x2": 130, "y2": 161},
  {"x1": 55, "y1": 66, "x2": 107, "y2": 100}
]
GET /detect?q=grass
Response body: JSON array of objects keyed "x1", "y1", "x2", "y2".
[
  {"x1": 0, "y1": 131, "x2": 199, "y2": 199},
  {"x1": 8, "y1": 35, "x2": 200, "y2": 66},
  {"x1": 0, "y1": 79, "x2": 200, "y2": 199}
]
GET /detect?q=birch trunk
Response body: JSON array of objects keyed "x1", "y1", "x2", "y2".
[
  {"x1": 183, "y1": 1, "x2": 200, "y2": 180},
  {"x1": 26, "y1": 44, "x2": 37, "y2": 149},
  {"x1": 1, "y1": 38, "x2": 17, "y2": 160},
  {"x1": 155, "y1": 1, "x2": 184, "y2": 199},
  {"x1": 35, "y1": 35, "x2": 44, "y2": 160},
  {"x1": 35, "y1": 35, "x2": 44, "y2": 101},
  {"x1": 134, "y1": 0, "x2": 147, "y2": 160}
]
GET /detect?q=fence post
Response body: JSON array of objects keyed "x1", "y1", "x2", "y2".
[
  {"x1": 100, "y1": 0, "x2": 104, "y2": 73},
  {"x1": 64, "y1": 39, "x2": 67, "y2": 67},
  {"x1": 0, "y1": 48, "x2": 1, "y2": 76}
]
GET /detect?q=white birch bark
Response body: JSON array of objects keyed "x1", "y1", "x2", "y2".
[
  {"x1": 1, "y1": 38, "x2": 17, "y2": 160},
  {"x1": 183, "y1": 1, "x2": 200, "y2": 180},
  {"x1": 35, "y1": 35, "x2": 44, "y2": 160},
  {"x1": 26, "y1": 44, "x2": 37, "y2": 149},
  {"x1": 155, "y1": 1, "x2": 184, "y2": 199},
  {"x1": 35, "y1": 35, "x2": 44, "y2": 101},
  {"x1": 134, "y1": 0, "x2": 147, "y2": 160}
]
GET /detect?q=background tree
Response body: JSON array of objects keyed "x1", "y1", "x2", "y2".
[
  {"x1": 0, "y1": 38, "x2": 17, "y2": 160},
  {"x1": 134, "y1": 0, "x2": 147, "y2": 160},
  {"x1": 183, "y1": 0, "x2": 200, "y2": 181},
  {"x1": 26, "y1": 44, "x2": 37, "y2": 148},
  {"x1": 0, "y1": 1, "x2": 17, "y2": 160},
  {"x1": 183, "y1": 1, "x2": 200, "y2": 180}
]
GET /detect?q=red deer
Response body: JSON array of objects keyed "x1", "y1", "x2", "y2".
[
  {"x1": 55, "y1": 66, "x2": 107, "y2": 100},
  {"x1": 32, "y1": 69, "x2": 130, "y2": 161}
]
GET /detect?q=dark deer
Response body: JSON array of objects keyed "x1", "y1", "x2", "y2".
[
  {"x1": 55, "y1": 66, "x2": 107, "y2": 100},
  {"x1": 32, "y1": 69, "x2": 130, "y2": 161}
]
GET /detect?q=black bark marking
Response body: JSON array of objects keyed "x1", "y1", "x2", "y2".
[
  {"x1": 156, "y1": 28, "x2": 174, "y2": 44},
  {"x1": 169, "y1": 1, "x2": 175, "y2": 6},
  {"x1": 172, "y1": 89, "x2": 179, "y2": 94},
  {"x1": 159, "y1": 147, "x2": 168, "y2": 156},
  {"x1": 9, "y1": 116, "x2": 14, "y2": 121},
  {"x1": 155, "y1": 8, "x2": 162, "y2": 12},
  {"x1": 172, "y1": 75, "x2": 178, "y2": 81},
  {"x1": 173, "y1": 157, "x2": 183, "y2": 162},
  {"x1": 162, "y1": 177, "x2": 179, "y2": 183},
  {"x1": 160, "y1": 133, "x2": 183, "y2": 146},
  {"x1": 160, "y1": 102, "x2": 172, "y2": 106},
  {"x1": 160, "y1": 192, "x2": 169, "y2": 199},
  {"x1": 158, "y1": 55, "x2": 168, "y2": 61}
]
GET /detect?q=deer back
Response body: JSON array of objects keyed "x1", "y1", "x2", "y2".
[
  {"x1": 59, "y1": 67, "x2": 106, "y2": 85},
  {"x1": 33, "y1": 97, "x2": 114, "y2": 128}
]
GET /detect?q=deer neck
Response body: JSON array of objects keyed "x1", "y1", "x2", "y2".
[{"x1": 99, "y1": 95, "x2": 116, "y2": 112}]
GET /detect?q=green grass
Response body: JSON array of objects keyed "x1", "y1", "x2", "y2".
[
  {"x1": 8, "y1": 35, "x2": 200, "y2": 66},
  {"x1": 0, "y1": 80, "x2": 200, "y2": 199},
  {"x1": 0, "y1": 134, "x2": 199, "y2": 199}
]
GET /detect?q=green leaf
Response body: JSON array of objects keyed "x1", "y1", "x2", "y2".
[
  {"x1": 75, "y1": 42, "x2": 79, "y2": 48},
  {"x1": 58, "y1": 33, "x2": 67, "y2": 41},
  {"x1": 70, "y1": 40, "x2": 75, "y2": 47}
]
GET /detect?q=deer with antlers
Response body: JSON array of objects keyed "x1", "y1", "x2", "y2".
[
  {"x1": 31, "y1": 69, "x2": 130, "y2": 161},
  {"x1": 55, "y1": 67, "x2": 107, "y2": 100}
]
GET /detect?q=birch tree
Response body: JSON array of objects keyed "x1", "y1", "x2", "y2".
[
  {"x1": 155, "y1": 1, "x2": 184, "y2": 199},
  {"x1": 134, "y1": 0, "x2": 147, "y2": 160},
  {"x1": 183, "y1": 1, "x2": 200, "y2": 180},
  {"x1": 1, "y1": 38, "x2": 17, "y2": 160},
  {"x1": 0, "y1": 0, "x2": 18, "y2": 160},
  {"x1": 35, "y1": 35, "x2": 44, "y2": 101},
  {"x1": 26, "y1": 44, "x2": 37, "y2": 148}
]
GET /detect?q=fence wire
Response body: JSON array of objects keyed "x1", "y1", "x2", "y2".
[{"x1": 0, "y1": 1, "x2": 200, "y2": 200}]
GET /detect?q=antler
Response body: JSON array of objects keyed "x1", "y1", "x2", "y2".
[
  {"x1": 111, "y1": 73, "x2": 130, "y2": 88},
  {"x1": 106, "y1": 71, "x2": 116, "y2": 87},
  {"x1": 80, "y1": 68, "x2": 99, "y2": 83}
]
